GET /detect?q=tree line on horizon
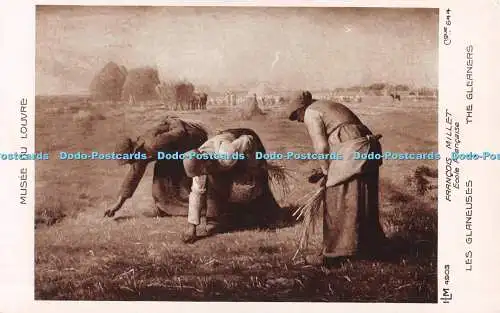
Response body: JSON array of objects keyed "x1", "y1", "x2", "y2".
[{"x1": 328, "y1": 83, "x2": 437, "y2": 97}]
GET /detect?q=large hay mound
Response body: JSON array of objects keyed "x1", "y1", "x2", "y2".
[
  {"x1": 121, "y1": 67, "x2": 161, "y2": 102},
  {"x1": 237, "y1": 96, "x2": 265, "y2": 120}
]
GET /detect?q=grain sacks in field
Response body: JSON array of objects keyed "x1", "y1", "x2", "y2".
[{"x1": 44, "y1": 107, "x2": 65, "y2": 114}]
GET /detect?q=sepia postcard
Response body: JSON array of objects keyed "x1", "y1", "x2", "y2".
[{"x1": 0, "y1": 0, "x2": 499, "y2": 312}]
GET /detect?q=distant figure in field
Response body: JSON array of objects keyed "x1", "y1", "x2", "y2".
[
  {"x1": 390, "y1": 93, "x2": 401, "y2": 101},
  {"x1": 103, "y1": 116, "x2": 208, "y2": 218},
  {"x1": 128, "y1": 94, "x2": 136, "y2": 105}
]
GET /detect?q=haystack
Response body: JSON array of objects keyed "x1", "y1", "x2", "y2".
[
  {"x1": 89, "y1": 61, "x2": 128, "y2": 101},
  {"x1": 155, "y1": 81, "x2": 177, "y2": 109},
  {"x1": 121, "y1": 67, "x2": 161, "y2": 103}
]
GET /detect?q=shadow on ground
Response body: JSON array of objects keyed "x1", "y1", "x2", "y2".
[
  {"x1": 35, "y1": 203, "x2": 437, "y2": 302},
  {"x1": 222, "y1": 203, "x2": 300, "y2": 232}
]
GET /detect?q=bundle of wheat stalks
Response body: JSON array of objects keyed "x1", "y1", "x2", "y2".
[
  {"x1": 263, "y1": 162, "x2": 326, "y2": 259},
  {"x1": 292, "y1": 177, "x2": 326, "y2": 260}
]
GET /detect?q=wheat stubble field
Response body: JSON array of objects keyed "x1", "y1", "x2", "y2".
[{"x1": 34, "y1": 95, "x2": 438, "y2": 302}]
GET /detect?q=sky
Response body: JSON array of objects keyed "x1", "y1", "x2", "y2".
[{"x1": 36, "y1": 6, "x2": 438, "y2": 95}]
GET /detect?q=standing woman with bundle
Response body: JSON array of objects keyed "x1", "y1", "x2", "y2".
[{"x1": 287, "y1": 91, "x2": 387, "y2": 266}]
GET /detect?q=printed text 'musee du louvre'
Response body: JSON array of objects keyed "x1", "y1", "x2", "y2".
[{"x1": 19, "y1": 98, "x2": 28, "y2": 205}]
